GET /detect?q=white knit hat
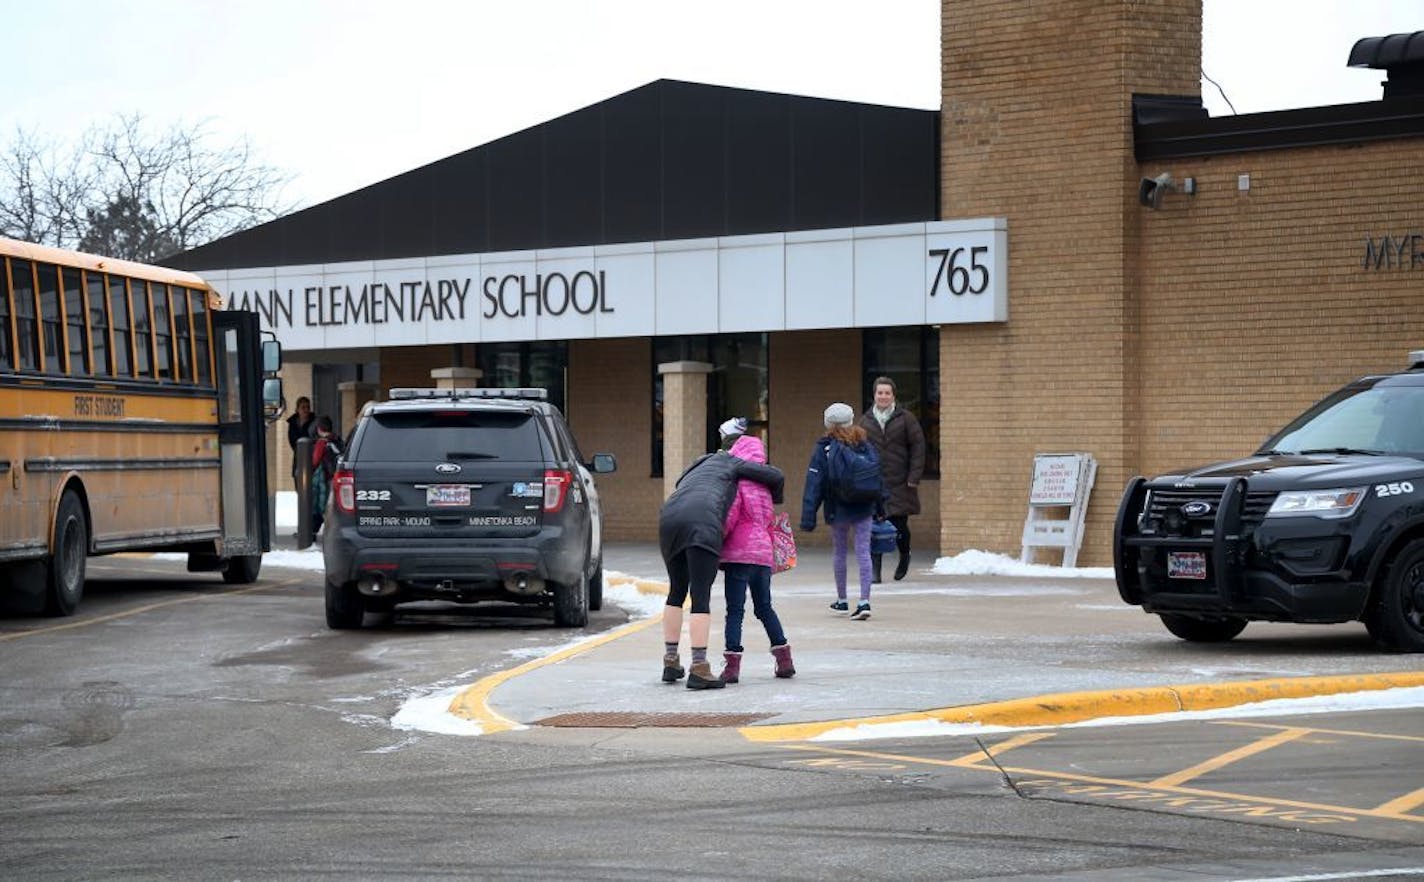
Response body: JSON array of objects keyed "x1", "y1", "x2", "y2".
[
  {"x1": 718, "y1": 416, "x2": 748, "y2": 440},
  {"x1": 823, "y1": 403, "x2": 855, "y2": 428}
]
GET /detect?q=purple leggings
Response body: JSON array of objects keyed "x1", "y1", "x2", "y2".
[{"x1": 830, "y1": 517, "x2": 873, "y2": 602}]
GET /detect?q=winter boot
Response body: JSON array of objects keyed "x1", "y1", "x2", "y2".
[
  {"x1": 661, "y1": 652, "x2": 685, "y2": 683},
  {"x1": 719, "y1": 651, "x2": 743, "y2": 684},
  {"x1": 771, "y1": 644, "x2": 796, "y2": 679},
  {"x1": 686, "y1": 660, "x2": 726, "y2": 690},
  {"x1": 871, "y1": 553, "x2": 883, "y2": 584},
  {"x1": 894, "y1": 551, "x2": 911, "y2": 581}
]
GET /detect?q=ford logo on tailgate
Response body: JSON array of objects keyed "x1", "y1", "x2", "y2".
[
  {"x1": 435, "y1": 463, "x2": 462, "y2": 474},
  {"x1": 1181, "y1": 501, "x2": 1212, "y2": 517}
]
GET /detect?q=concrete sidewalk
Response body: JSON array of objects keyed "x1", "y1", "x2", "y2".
[{"x1": 458, "y1": 542, "x2": 1424, "y2": 739}]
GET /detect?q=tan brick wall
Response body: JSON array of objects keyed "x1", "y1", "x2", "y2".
[
  {"x1": 940, "y1": 0, "x2": 1201, "y2": 566},
  {"x1": 1136, "y1": 143, "x2": 1424, "y2": 477},
  {"x1": 567, "y1": 338, "x2": 661, "y2": 541}
]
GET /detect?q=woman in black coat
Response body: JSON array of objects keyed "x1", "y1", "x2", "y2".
[{"x1": 658, "y1": 442, "x2": 783, "y2": 690}]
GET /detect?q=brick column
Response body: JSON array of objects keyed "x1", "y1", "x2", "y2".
[
  {"x1": 431, "y1": 366, "x2": 483, "y2": 389},
  {"x1": 338, "y1": 381, "x2": 380, "y2": 436},
  {"x1": 657, "y1": 361, "x2": 713, "y2": 500}
]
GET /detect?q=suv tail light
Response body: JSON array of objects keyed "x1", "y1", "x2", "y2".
[
  {"x1": 333, "y1": 468, "x2": 355, "y2": 513},
  {"x1": 543, "y1": 469, "x2": 571, "y2": 513}
]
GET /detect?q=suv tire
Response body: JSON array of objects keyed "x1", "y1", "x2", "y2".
[
  {"x1": 1159, "y1": 613, "x2": 1247, "y2": 643},
  {"x1": 1365, "y1": 539, "x2": 1424, "y2": 652},
  {"x1": 326, "y1": 578, "x2": 365, "y2": 629},
  {"x1": 588, "y1": 559, "x2": 604, "y2": 612},
  {"x1": 552, "y1": 571, "x2": 589, "y2": 627}
]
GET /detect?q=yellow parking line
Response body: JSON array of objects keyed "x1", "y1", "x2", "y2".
[
  {"x1": 1150, "y1": 726, "x2": 1311, "y2": 788},
  {"x1": 1375, "y1": 787, "x2": 1424, "y2": 816},
  {"x1": 1218, "y1": 720, "x2": 1424, "y2": 744},
  {"x1": 950, "y1": 731, "x2": 1056, "y2": 766},
  {"x1": 780, "y1": 742, "x2": 1424, "y2": 825}
]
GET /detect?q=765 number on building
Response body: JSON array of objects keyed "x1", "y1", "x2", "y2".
[{"x1": 928, "y1": 246, "x2": 990, "y2": 297}]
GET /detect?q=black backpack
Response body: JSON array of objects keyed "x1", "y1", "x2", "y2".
[
  {"x1": 319, "y1": 436, "x2": 343, "y2": 479},
  {"x1": 824, "y1": 440, "x2": 881, "y2": 503}
]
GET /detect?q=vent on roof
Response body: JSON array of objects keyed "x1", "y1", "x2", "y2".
[{"x1": 1348, "y1": 31, "x2": 1424, "y2": 99}]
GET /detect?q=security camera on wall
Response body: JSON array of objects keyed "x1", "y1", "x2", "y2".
[{"x1": 1138, "y1": 172, "x2": 1174, "y2": 209}]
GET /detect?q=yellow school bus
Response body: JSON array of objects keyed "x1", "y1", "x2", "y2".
[{"x1": 0, "y1": 237, "x2": 276, "y2": 615}]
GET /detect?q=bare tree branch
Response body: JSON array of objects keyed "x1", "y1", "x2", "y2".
[{"x1": 0, "y1": 114, "x2": 294, "y2": 261}]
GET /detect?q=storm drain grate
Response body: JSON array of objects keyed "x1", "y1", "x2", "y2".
[{"x1": 534, "y1": 712, "x2": 772, "y2": 728}]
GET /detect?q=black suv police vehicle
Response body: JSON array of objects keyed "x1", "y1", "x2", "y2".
[
  {"x1": 321, "y1": 388, "x2": 616, "y2": 629},
  {"x1": 1115, "y1": 353, "x2": 1424, "y2": 652}
]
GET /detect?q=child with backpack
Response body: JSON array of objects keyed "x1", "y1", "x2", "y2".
[
  {"x1": 310, "y1": 415, "x2": 344, "y2": 534},
  {"x1": 799, "y1": 402, "x2": 885, "y2": 620}
]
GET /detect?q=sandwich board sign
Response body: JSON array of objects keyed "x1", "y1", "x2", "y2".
[{"x1": 1021, "y1": 452, "x2": 1096, "y2": 567}]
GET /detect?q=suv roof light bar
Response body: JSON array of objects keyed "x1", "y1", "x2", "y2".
[{"x1": 388, "y1": 387, "x2": 549, "y2": 401}]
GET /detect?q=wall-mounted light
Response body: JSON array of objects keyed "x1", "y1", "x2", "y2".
[{"x1": 1138, "y1": 172, "x2": 1175, "y2": 209}]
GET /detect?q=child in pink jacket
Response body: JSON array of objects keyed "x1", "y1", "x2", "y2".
[{"x1": 719, "y1": 432, "x2": 794, "y2": 682}]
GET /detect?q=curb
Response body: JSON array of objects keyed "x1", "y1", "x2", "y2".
[{"x1": 737, "y1": 671, "x2": 1424, "y2": 742}]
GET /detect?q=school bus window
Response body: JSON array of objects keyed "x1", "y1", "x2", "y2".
[
  {"x1": 85, "y1": 271, "x2": 110, "y2": 375},
  {"x1": 12, "y1": 258, "x2": 39, "y2": 371},
  {"x1": 191, "y1": 288, "x2": 212, "y2": 386},
  {"x1": 131, "y1": 277, "x2": 153, "y2": 378},
  {"x1": 0, "y1": 257, "x2": 12, "y2": 370},
  {"x1": 108, "y1": 275, "x2": 132, "y2": 376},
  {"x1": 152, "y1": 282, "x2": 173, "y2": 380},
  {"x1": 172, "y1": 284, "x2": 192, "y2": 382},
  {"x1": 62, "y1": 266, "x2": 90, "y2": 376},
  {"x1": 37, "y1": 262, "x2": 64, "y2": 374}
]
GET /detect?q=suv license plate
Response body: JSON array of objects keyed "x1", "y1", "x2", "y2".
[
  {"x1": 426, "y1": 485, "x2": 471, "y2": 507},
  {"x1": 1167, "y1": 551, "x2": 1206, "y2": 580}
]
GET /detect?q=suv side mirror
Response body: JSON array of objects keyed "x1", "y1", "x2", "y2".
[{"x1": 591, "y1": 453, "x2": 617, "y2": 474}]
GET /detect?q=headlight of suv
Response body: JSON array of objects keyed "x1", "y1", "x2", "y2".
[{"x1": 1266, "y1": 487, "x2": 1366, "y2": 519}]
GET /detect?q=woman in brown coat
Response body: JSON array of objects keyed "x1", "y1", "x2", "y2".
[{"x1": 858, "y1": 377, "x2": 926, "y2": 581}]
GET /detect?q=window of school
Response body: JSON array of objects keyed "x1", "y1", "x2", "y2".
[
  {"x1": 37, "y1": 263, "x2": 63, "y2": 374},
  {"x1": 862, "y1": 327, "x2": 940, "y2": 478},
  {"x1": 475, "y1": 341, "x2": 568, "y2": 414},
  {"x1": 152, "y1": 283, "x2": 174, "y2": 379},
  {"x1": 173, "y1": 286, "x2": 193, "y2": 382},
  {"x1": 650, "y1": 333, "x2": 768, "y2": 477}
]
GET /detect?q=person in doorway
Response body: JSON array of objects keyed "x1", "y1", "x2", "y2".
[
  {"x1": 859, "y1": 377, "x2": 926, "y2": 582},
  {"x1": 658, "y1": 439, "x2": 784, "y2": 690},
  {"x1": 801, "y1": 403, "x2": 883, "y2": 620},
  {"x1": 718, "y1": 432, "x2": 794, "y2": 683},
  {"x1": 310, "y1": 415, "x2": 344, "y2": 534},
  {"x1": 286, "y1": 396, "x2": 316, "y2": 492}
]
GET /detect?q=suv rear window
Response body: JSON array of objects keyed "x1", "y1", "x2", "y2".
[{"x1": 357, "y1": 410, "x2": 545, "y2": 462}]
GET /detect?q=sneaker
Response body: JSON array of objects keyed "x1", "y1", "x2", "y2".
[
  {"x1": 851, "y1": 602, "x2": 871, "y2": 620},
  {"x1": 829, "y1": 600, "x2": 849, "y2": 614}
]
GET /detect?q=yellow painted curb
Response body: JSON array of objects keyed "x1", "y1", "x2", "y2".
[
  {"x1": 738, "y1": 670, "x2": 1424, "y2": 743},
  {"x1": 445, "y1": 573, "x2": 669, "y2": 733}
]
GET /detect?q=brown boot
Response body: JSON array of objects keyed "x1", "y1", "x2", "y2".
[
  {"x1": 771, "y1": 644, "x2": 795, "y2": 679},
  {"x1": 661, "y1": 652, "x2": 684, "y2": 683},
  {"x1": 719, "y1": 651, "x2": 742, "y2": 684},
  {"x1": 686, "y1": 660, "x2": 726, "y2": 690}
]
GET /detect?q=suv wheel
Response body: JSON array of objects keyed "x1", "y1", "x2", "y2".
[
  {"x1": 1365, "y1": 539, "x2": 1424, "y2": 652},
  {"x1": 552, "y1": 571, "x2": 589, "y2": 628},
  {"x1": 325, "y1": 578, "x2": 365, "y2": 630},
  {"x1": 1158, "y1": 613, "x2": 1247, "y2": 643},
  {"x1": 588, "y1": 558, "x2": 603, "y2": 612}
]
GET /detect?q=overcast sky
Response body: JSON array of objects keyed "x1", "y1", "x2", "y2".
[{"x1": 1, "y1": 1, "x2": 1418, "y2": 209}]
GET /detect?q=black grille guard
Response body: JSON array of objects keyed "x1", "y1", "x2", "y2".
[{"x1": 1114, "y1": 475, "x2": 1247, "y2": 606}]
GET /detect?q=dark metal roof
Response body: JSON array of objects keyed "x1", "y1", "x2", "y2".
[
  {"x1": 1348, "y1": 31, "x2": 1424, "y2": 69},
  {"x1": 168, "y1": 80, "x2": 939, "y2": 271},
  {"x1": 1133, "y1": 93, "x2": 1424, "y2": 161}
]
